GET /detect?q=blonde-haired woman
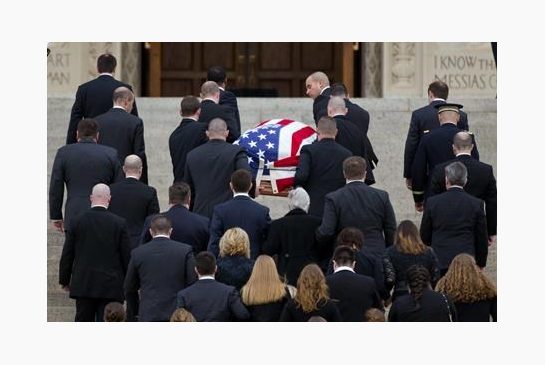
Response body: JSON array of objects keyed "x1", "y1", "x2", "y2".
[
  {"x1": 240, "y1": 255, "x2": 291, "y2": 321},
  {"x1": 280, "y1": 264, "x2": 341, "y2": 321},
  {"x1": 435, "y1": 253, "x2": 497, "y2": 321},
  {"x1": 383, "y1": 220, "x2": 440, "y2": 301},
  {"x1": 216, "y1": 227, "x2": 254, "y2": 290}
]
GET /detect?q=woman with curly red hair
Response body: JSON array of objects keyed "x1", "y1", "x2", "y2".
[
  {"x1": 280, "y1": 264, "x2": 341, "y2": 321},
  {"x1": 435, "y1": 253, "x2": 497, "y2": 321}
]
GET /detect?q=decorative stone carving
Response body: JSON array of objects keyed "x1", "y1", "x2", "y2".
[
  {"x1": 121, "y1": 43, "x2": 142, "y2": 96},
  {"x1": 362, "y1": 43, "x2": 382, "y2": 97},
  {"x1": 391, "y1": 43, "x2": 416, "y2": 88}
]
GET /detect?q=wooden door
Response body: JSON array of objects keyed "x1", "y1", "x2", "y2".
[{"x1": 145, "y1": 42, "x2": 353, "y2": 97}]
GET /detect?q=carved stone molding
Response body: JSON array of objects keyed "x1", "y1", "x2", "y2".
[
  {"x1": 383, "y1": 42, "x2": 422, "y2": 97},
  {"x1": 362, "y1": 43, "x2": 383, "y2": 97},
  {"x1": 391, "y1": 43, "x2": 416, "y2": 88},
  {"x1": 121, "y1": 43, "x2": 142, "y2": 96}
]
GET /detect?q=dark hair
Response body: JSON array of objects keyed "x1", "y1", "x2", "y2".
[
  {"x1": 231, "y1": 169, "x2": 252, "y2": 192},
  {"x1": 330, "y1": 83, "x2": 348, "y2": 97},
  {"x1": 97, "y1": 53, "x2": 117, "y2": 73},
  {"x1": 103, "y1": 301, "x2": 125, "y2": 322},
  {"x1": 394, "y1": 220, "x2": 427, "y2": 255},
  {"x1": 180, "y1": 95, "x2": 201, "y2": 116},
  {"x1": 333, "y1": 245, "x2": 356, "y2": 266},
  {"x1": 195, "y1": 251, "x2": 216, "y2": 276},
  {"x1": 336, "y1": 227, "x2": 364, "y2": 250},
  {"x1": 150, "y1": 214, "x2": 172, "y2": 234},
  {"x1": 407, "y1": 265, "x2": 431, "y2": 311},
  {"x1": 77, "y1": 118, "x2": 99, "y2": 138},
  {"x1": 343, "y1": 156, "x2": 367, "y2": 180},
  {"x1": 428, "y1": 80, "x2": 449, "y2": 100},
  {"x1": 169, "y1": 183, "x2": 191, "y2": 204},
  {"x1": 207, "y1": 66, "x2": 227, "y2": 84},
  {"x1": 317, "y1": 116, "x2": 337, "y2": 135}
]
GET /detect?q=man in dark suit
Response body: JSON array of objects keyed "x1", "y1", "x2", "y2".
[
  {"x1": 169, "y1": 95, "x2": 207, "y2": 183},
  {"x1": 108, "y1": 155, "x2": 160, "y2": 250},
  {"x1": 403, "y1": 80, "x2": 470, "y2": 190},
  {"x1": 49, "y1": 119, "x2": 122, "y2": 233},
  {"x1": 139, "y1": 183, "x2": 209, "y2": 254},
  {"x1": 305, "y1": 71, "x2": 331, "y2": 122},
  {"x1": 59, "y1": 184, "x2": 131, "y2": 321},
  {"x1": 316, "y1": 156, "x2": 397, "y2": 258},
  {"x1": 420, "y1": 162, "x2": 488, "y2": 275},
  {"x1": 66, "y1": 53, "x2": 138, "y2": 144},
  {"x1": 428, "y1": 132, "x2": 497, "y2": 245},
  {"x1": 330, "y1": 83, "x2": 378, "y2": 185},
  {"x1": 124, "y1": 215, "x2": 197, "y2": 321},
  {"x1": 263, "y1": 187, "x2": 322, "y2": 285},
  {"x1": 411, "y1": 103, "x2": 479, "y2": 211},
  {"x1": 207, "y1": 65, "x2": 241, "y2": 134},
  {"x1": 326, "y1": 246, "x2": 384, "y2": 321},
  {"x1": 294, "y1": 116, "x2": 352, "y2": 217},
  {"x1": 184, "y1": 118, "x2": 250, "y2": 218},
  {"x1": 208, "y1": 169, "x2": 271, "y2": 259},
  {"x1": 198, "y1": 81, "x2": 239, "y2": 143},
  {"x1": 328, "y1": 97, "x2": 366, "y2": 160},
  {"x1": 95, "y1": 87, "x2": 148, "y2": 184},
  {"x1": 176, "y1": 252, "x2": 250, "y2": 322}
]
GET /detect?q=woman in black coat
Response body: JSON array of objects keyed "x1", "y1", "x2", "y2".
[
  {"x1": 240, "y1": 255, "x2": 292, "y2": 321},
  {"x1": 216, "y1": 228, "x2": 254, "y2": 291},
  {"x1": 383, "y1": 220, "x2": 441, "y2": 301},
  {"x1": 388, "y1": 265, "x2": 456, "y2": 322},
  {"x1": 435, "y1": 253, "x2": 497, "y2": 322},
  {"x1": 280, "y1": 264, "x2": 341, "y2": 322}
]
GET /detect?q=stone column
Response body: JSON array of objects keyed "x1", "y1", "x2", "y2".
[
  {"x1": 382, "y1": 42, "x2": 423, "y2": 97},
  {"x1": 121, "y1": 43, "x2": 142, "y2": 96},
  {"x1": 361, "y1": 42, "x2": 383, "y2": 97}
]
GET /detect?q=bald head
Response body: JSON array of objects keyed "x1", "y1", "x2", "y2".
[
  {"x1": 327, "y1": 96, "x2": 347, "y2": 117},
  {"x1": 317, "y1": 116, "x2": 337, "y2": 140},
  {"x1": 123, "y1": 155, "x2": 143, "y2": 178},
  {"x1": 90, "y1": 183, "x2": 111, "y2": 207},
  {"x1": 206, "y1": 118, "x2": 228, "y2": 140},
  {"x1": 306, "y1": 71, "x2": 330, "y2": 100},
  {"x1": 201, "y1": 81, "x2": 220, "y2": 101},
  {"x1": 113, "y1": 86, "x2": 135, "y2": 112},
  {"x1": 452, "y1": 132, "x2": 474, "y2": 154}
]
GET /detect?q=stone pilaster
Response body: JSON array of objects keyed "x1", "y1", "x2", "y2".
[
  {"x1": 382, "y1": 42, "x2": 423, "y2": 97},
  {"x1": 361, "y1": 42, "x2": 383, "y2": 97}
]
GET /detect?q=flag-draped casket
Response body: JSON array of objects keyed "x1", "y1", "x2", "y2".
[{"x1": 234, "y1": 119, "x2": 317, "y2": 196}]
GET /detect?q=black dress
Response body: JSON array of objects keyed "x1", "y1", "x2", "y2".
[
  {"x1": 246, "y1": 289, "x2": 291, "y2": 322},
  {"x1": 454, "y1": 298, "x2": 497, "y2": 322},
  {"x1": 279, "y1": 298, "x2": 341, "y2": 322},
  {"x1": 388, "y1": 288, "x2": 457, "y2": 322},
  {"x1": 384, "y1": 246, "x2": 441, "y2": 301}
]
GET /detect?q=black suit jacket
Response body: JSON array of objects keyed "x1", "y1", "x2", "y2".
[
  {"x1": 317, "y1": 181, "x2": 397, "y2": 256},
  {"x1": 183, "y1": 139, "x2": 249, "y2": 218},
  {"x1": 219, "y1": 89, "x2": 241, "y2": 136},
  {"x1": 388, "y1": 288, "x2": 457, "y2": 322},
  {"x1": 428, "y1": 154, "x2": 497, "y2": 236},
  {"x1": 108, "y1": 178, "x2": 160, "y2": 250},
  {"x1": 139, "y1": 205, "x2": 210, "y2": 254},
  {"x1": 411, "y1": 123, "x2": 479, "y2": 202},
  {"x1": 67, "y1": 75, "x2": 138, "y2": 144},
  {"x1": 326, "y1": 269, "x2": 383, "y2": 321},
  {"x1": 312, "y1": 87, "x2": 332, "y2": 122},
  {"x1": 198, "y1": 99, "x2": 240, "y2": 143},
  {"x1": 176, "y1": 279, "x2": 250, "y2": 321},
  {"x1": 404, "y1": 99, "x2": 469, "y2": 178},
  {"x1": 59, "y1": 206, "x2": 131, "y2": 300},
  {"x1": 208, "y1": 196, "x2": 271, "y2": 259},
  {"x1": 169, "y1": 118, "x2": 208, "y2": 183},
  {"x1": 333, "y1": 115, "x2": 366, "y2": 159},
  {"x1": 49, "y1": 139, "x2": 122, "y2": 228},
  {"x1": 124, "y1": 237, "x2": 197, "y2": 321},
  {"x1": 420, "y1": 187, "x2": 488, "y2": 269},
  {"x1": 294, "y1": 138, "x2": 352, "y2": 217},
  {"x1": 263, "y1": 208, "x2": 322, "y2": 286},
  {"x1": 95, "y1": 107, "x2": 148, "y2": 184}
]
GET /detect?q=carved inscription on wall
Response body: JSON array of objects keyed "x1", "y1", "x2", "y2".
[{"x1": 47, "y1": 43, "x2": 72, "y2": 86}]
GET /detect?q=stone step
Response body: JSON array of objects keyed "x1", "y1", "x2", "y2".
[{"x1": 48, "y1": 306, "x2": 75, "y2": 322}]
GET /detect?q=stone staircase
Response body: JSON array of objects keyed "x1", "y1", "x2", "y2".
[{"x1": 47, "y1": 97, "x2": 497, "y2": 321}]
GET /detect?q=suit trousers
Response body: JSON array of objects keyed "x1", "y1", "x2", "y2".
[{"x1": 75, "y1": 297, "x2": 118, "y2": 322}]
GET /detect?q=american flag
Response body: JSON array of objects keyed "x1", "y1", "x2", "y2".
[{"x1": 234, "y1": 119, "x2": 317, "y2": 194}]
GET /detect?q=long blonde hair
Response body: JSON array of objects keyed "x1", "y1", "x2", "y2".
[
  {"x1": 395, "y1": 220, "x2": 428, "y2": 255},
  {"x1": 295, "y1": 264, "x2": 329, "y2": 313},
  {"x1": 436, "y1": 254, "x2": 497, "y2": 303},
  {"x1": 241, "y1": 255, "x2": 286, "y2": 305},
  {"x1": 219, "y1": 227, "x2": 250, "y2": 258}
]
